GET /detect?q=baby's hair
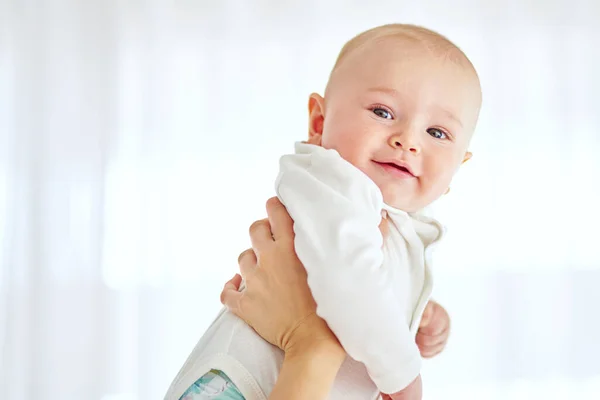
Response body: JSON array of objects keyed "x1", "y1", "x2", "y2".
[{"x1": 327, "y1": 24, "x2": 478, "y2": 92}]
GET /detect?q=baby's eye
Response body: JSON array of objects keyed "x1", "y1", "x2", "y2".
[
  {"x1": 373, "y1": 107, "x2": 392, "y2": 119},
  {"x1": 427, "y1": 128, "x2": 447, "y2": 140}
]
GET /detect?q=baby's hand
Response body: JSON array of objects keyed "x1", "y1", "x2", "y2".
[{"x1": 415, "y1": 300, "x2": 450, "y2": 358}]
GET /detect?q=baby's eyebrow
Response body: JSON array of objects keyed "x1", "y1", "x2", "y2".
[
  {"x1": 366, "y1": 87, "x2": 400, "y2": 98},
  {"x1": 434, "y1": 106, "x2": 463, "y2": 128}
]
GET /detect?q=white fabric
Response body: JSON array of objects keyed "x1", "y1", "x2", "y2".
[
  {"x1": 164, "y1": 143, "x2": 442, "y2": 398},
  {"x1": 275, "y1": 142, "x2": 443, "y2": 393},
  {"x1": 2, "y1": 1, "x2": 600, "y2": 399},
  {"x1": 164, "y1": 307, "x2": 382, "y2": 400},
  {"x1": 164, "y1": 309, "x2": 272, "y2": 400}
]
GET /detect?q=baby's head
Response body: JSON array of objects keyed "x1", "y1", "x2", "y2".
[{"x1": 306, "y1": 24, "x2": 482, "y2": 212}]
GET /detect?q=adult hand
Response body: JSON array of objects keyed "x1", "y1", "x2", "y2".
[{"x1": 220, "y1": 197, "x2": 341, "y2": 356}]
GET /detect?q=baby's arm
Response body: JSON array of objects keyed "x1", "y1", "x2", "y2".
[{"x1": 275, "y1": 143, "x2": 421, "y2": 395}]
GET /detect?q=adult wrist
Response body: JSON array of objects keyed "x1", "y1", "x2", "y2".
[{"x1": 283, "y1": 313, "x2": 343, "y2": 358}]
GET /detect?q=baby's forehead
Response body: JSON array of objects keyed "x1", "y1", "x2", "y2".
[
  {"x1": 331, "y1": 41, "x2": 474, "y2": 98},
  {"x1": 339, "y1": 33, "x2": 473, "y2": 75},
  {"x1": 329, "y1": 31, "x2": 481, "y2": 105}
]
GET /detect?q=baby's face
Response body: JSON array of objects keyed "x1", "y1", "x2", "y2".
[{"x1": 308, "y1": 36, "x2": 481, "y2": 212}]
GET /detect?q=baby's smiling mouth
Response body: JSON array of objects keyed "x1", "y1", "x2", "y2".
[{"x1": 373, "y1": 160, "x2": 416, "y2": 178}]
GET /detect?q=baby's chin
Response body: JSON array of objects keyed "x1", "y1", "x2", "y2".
[
  {"x1": 380, "y1": 188, "x2": 420, "y2": 213},
  {"x1": 369, "y1": 176, "x2": 421, "y2": 212},
  {"x1": 384, "y1": 188, "x2": 449, "y2": 213}
]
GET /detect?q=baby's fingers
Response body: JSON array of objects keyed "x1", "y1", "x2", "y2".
[
  {"x1": 416, "y1": 328, "x2": 449, "y2": 359},
  {"x1": 418, "y1": 341, "x2": 447, "y2": 359},
  {"x1": 416, "y1": 328, "x2": 449, "y2": 348}
]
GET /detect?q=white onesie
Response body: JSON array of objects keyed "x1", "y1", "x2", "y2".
[{"x1": 164, "y1": 142, "x2": 443, "y2": 400}]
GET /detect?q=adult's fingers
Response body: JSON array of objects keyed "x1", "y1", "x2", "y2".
[
  {"x1": 265, "y1": 197, "x2": 294, "y2": 242},
  {"x1": 220, "y1": 274, "x2": 243, "y2": 313},
  {"x1": 238, "y1": 248, "x2": 257, "y2": 280},
  {"x1": 249, "y1": 218, "x2": 273, "y2": 254}
]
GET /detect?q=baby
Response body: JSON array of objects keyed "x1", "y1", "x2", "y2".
[{"x1": 166, "y1": 23, "x2": 481, "y2": 400}]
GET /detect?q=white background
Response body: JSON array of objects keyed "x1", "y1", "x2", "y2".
[{"x1": 1, "y1": 0, "x2": 599, "y2": 399}]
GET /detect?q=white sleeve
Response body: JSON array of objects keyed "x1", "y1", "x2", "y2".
[{"x1": 274, "y1": 143, "x2": 421, "y2": 394}]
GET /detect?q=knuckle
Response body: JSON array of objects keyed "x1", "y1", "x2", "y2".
[
  {"x1": 238, "y1": 294, "x2": 251, "y2": 315},
  {"x1": 238, "y1": 248, "x2": 253, "y2": 264},
  {"x1": 220, "y1": 285, "x2": 232, "y2": 305},
  {"x1": 243, "y1": 270, "x2": 255, "y2": 285},
  {"x1": 249, "y1": 219, "x2": 265, "y2": 234},
  {"x1": 266, "y1": 196, "x2": 280, "y2": 209}
]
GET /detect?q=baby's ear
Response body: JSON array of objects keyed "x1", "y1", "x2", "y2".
[
  {"x1": 307, "y1": 93, "x2": 325, "y2": 145},
  {"x1": 462, "y1": 151, "x2": 473, "y2": 164}
]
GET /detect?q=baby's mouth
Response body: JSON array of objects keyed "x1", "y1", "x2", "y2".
[{"x1": 373, "y1": 161, "x2": 415, "y2": 178}]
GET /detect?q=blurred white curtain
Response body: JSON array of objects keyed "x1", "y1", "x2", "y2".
[{"x1": 1, "y1": 0, "x2": 599, "y2": 399}]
